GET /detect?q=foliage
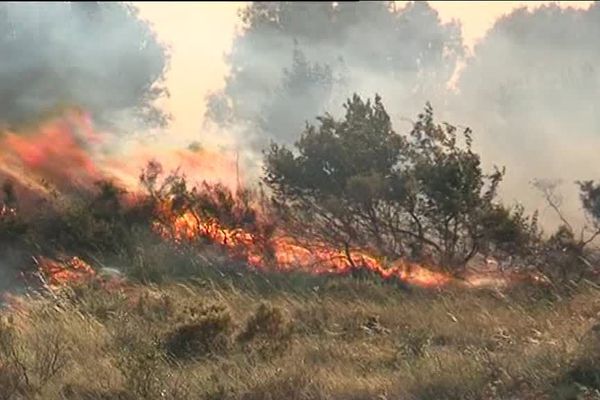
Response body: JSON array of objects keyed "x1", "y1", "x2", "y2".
[
  {"x1": 530, "y1": 179, "x2": 600, "y2": 285},
  {"x1": 264, "y1": 94, "x2": 536, "y2": 271},
  {"x1": 31, "y1": 180, "x2": 147, "y2": 256},
  {"x1": 0, "y1": 180, "x2": 28, "y2": 245},
  {"x1": 1, "y1": 271, "x2": 600, "y2": 399},
  {"x1": 238, "y1": 302, "x2": 293, "y2": 358},
  {"x1": 136, "y1": 164, "x2": 276, "y2": 258},
  {"x1": 479, "y1": 204, "x2": 541, "y2": 259},
  {"x1": 579, "y1": 180, "x2": 600, "y2": 231}
]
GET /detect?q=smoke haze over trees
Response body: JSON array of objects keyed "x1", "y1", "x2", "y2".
[
  {"x1": 0, "y1": 2, "x2": 170, "y2": 130},
  {"x1": 455, "y1": 2, "x2": 600, "y2": 228},
  {"x1": 1, "y1": 1, "x2": 600, "y2": 231},
  {"x1": 264, "y1": 95, "x2": 541, "y2": 271},
  {"x1": 206, "y1": 1, "x2": 463, "y2": 150},
  {"x1": 208, "y1": 1, "x2": 600, "y2": 230}
]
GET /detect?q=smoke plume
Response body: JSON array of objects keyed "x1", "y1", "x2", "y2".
[
  {"x1": 208, "y1": 1, "x2": 600, "y2": 231},
  {"x1": 0, "y1": 2, "x2": 169, "y2": 131}
]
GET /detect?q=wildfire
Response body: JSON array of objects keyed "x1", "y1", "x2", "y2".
[
  {"x1": 34, "y1": 256, "x2": 96, "y2": 290},
  {"x1": 153, "y1": 207, "x2": 452, "y2": 288},
  {"x1": 0, "y1": 110, "x2": 541, "y2": 291},
  {"x1": 0, "y1": 109, "x2": 102, "y2": 192}
]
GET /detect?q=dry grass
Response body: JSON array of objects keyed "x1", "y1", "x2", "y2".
[{"x1": 1, "y1": 270, "x2": 600, "y2": 400}]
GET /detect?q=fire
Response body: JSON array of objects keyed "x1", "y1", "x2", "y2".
[
  {"x1": 0, "y1": 109, "x2": 240, "y2": 209},
  {"x1": 0, "y1": 109, "x2": 102, "y2": 192},
  {"x1": 153, "y1": 206, "x2": 452, "y2": 288},
  {"x1": 34, "y1": 256, "x2": 96, "y2": 290},
  {"x1": 0, "y1": 110, "x2": 541, "y2": 291}
]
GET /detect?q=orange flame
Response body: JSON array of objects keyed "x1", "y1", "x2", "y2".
[
  {"x1": 0, "y1": 110, "x2": 541, "y2": 290},
  {"x1": 153, "y1": 208, "x2": 452, "y2": 288},
  {"x1": 0, "y1": 109, "x2": 240, "y2": 206},
  {"x1": 34, "y1": 256, "x2": 96, "y2": 290},
  {"x1": 0, "y1": 109, "x2": 102, "y2": 192}
]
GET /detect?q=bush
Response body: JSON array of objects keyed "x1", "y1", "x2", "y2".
[
  {"x1": 12, "y1": 179, "x2": 155, "y2": 261},
  {"x1": 0, "y1": 313, "x2": 70, "y2": 398},
  {"x1": 264, "y1": 95, "x2": 524, "y2": 272},
  {"x1": 238, "y1": 302, "x2": 293, "y2": 358},
  {"x1": 116, "y1": 338, "x2": 168, "y2": 399},
  {"x1": 557, "y1": 324, "x2": 600, "y2": 395},
  {"x1": 163, "y1": 304, "x2": 234, "y2": 360}
]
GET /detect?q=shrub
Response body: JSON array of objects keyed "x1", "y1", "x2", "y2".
[
  {"x1": 238, "y1": 302, "x2": 293, "y2": 358},
  {"x1": 116, "y1": 338, "x2": 168, "y2": 400},
  {"x1": 163, "y1": 304, "x2": 234, "y2": 360},
  {"x1": 0, "y1": 314, "x2": 70, "y2": 398},
  {"x1": 264, "y1": 95, "x2": 520, "y2": 272},
  {"x1": 557, "y1": 324, "x2": 600, "y2": 394}
]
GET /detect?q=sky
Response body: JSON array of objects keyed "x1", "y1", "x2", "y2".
[{"x1": 135, "y1": 1, "x2": 594, "y2": 142}]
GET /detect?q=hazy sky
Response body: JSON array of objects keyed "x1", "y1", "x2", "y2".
[{"x1": 135, "y1": 1, "x2": 594, "y2": 141}]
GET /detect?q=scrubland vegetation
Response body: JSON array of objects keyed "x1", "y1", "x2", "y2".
[
  {"x1": 2, "y1": 96, "x2": 600, "y2": 399},
  {"x1": 2, "y1": 266, "x2": 600, "y2": 399}
]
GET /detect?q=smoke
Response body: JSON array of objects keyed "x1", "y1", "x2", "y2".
[
  {"x1": 206, "y1": 2, "x2": 463, "y2": 149},
  {"x1": 208, "y1": 1, "x2": 600, "y2": 232},
  {"x1": 0, "y1": 2, "x2": 169, "y2": 131},
  {"x1": 454, "y1": 3, "x2": 600, "y2": 230},
  {"x1": 2, "y1": 1, "x2": 599, "y2": 236}
]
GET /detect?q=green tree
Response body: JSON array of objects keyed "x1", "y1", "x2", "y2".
[{"x1": 264, "y1": 94, "x2": 533, "y2": 272}]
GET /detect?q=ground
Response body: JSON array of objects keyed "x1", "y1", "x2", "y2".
[{"x1": 1, "y1": 266, "x2": 600, "y2": 400}]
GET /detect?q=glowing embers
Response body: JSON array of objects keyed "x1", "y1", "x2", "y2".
[{"x1": 34, "y1": 256, "x2": 96, "y2": 289}]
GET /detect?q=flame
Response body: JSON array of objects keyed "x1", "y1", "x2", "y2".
[
  {"x1": 0, "y1": 109, "x2": 102, "y2": 192},
  {"x1": 0, "y1": 110, "x2": 542, "y2": 291},
  {"x1": 34, "y1": 256, "x2": 96, "y2": 290},
  {"x1": 0, "y1": 109, "x2": 240, "y2": 208},
  {"x1": 152, "y1": 207, "x2": 452, "y2": 288}
]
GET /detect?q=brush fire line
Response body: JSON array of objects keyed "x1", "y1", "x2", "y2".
[{"x1": 0, "y1": 111, "x2": 543, "y2": 293}]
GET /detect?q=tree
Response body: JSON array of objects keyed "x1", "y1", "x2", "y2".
[
  {"x1": 264, "y1": 94, "x2": 530, "y2": 272},
  {"x1": 258, "y1": 47, "x2": 335, "y2": 149},
  {"x1": 207, "y1": 1, "x2": 463, "y2": 150},
  {"x1": 529, "y1": 179, "x2": 600, "y2": 284},
  {"x1": 0, "y1": 2, "x2": 169, "y2": 130},
  {"x1": 578, "y1": 180, "x2": 600, "y2": 236}
]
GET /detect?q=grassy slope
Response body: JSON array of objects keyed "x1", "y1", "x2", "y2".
[{"x1": 1, "y1": 268, "x2": 600, "y2": 400}]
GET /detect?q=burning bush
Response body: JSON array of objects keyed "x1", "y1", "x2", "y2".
[{"x1": 141, "y1": 160, "x2": 276, "y2": 261}]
